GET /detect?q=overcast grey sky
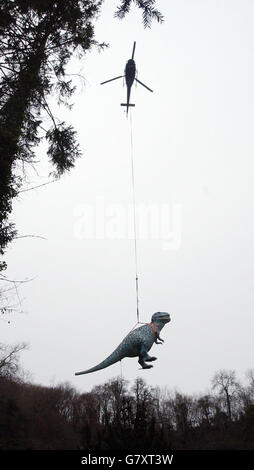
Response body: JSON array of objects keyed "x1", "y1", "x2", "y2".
[{"x1": 2, "y1": 0, "x2": 254, "y2": 395}]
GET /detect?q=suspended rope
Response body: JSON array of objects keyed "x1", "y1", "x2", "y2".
[
  {"x1": 120, "y1": 359, "x2": 123, "y2": 380},
  {"x1": 129, "y1": 111, "x2": 140, "y2": 323},
  {"x1": 118, "y1": 110, "x2": 141, "y2": 384}
]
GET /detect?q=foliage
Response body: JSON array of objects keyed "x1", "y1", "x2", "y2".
[
  {"x1": 1, "y1": 362, "x2": 254, "y2": 450},
  {"x1": 114, "y1": 0, "x2": 164, "y2": 28}
]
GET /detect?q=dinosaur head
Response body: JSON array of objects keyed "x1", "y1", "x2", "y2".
[{"x1": 151, "y1": 312, "x2": 171, "y2": 325}]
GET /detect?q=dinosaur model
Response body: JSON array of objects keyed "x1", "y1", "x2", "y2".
[{"x1": 75, "y1": 312, "x2": 171, "y2": 376}]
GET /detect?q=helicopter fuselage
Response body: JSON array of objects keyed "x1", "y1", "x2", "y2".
[
  {"x1": 100, "y1": 42, "x2": 153, "y2": 116},
  {"x1": 125, "y1": 59, "x2": 136, "y2": 88}
]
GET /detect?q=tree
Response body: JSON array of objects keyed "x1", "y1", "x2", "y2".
[
  {"x1": 212, "y1": 369, "x2": 239, "y2": 421},
  {"x1": 0, "y1": 341, "x2": 28, "y2": 379},
  {"x1": 0, "y1": 0, "x2": 100, "y2": 264},
  {"x1": 0, "y1": 0, "x2": 163, "y2": 267},
  {"x1": 172, "y1": 392, "x2": 193, "y2": 444},
  {"x1": 107, "y1": 376, "x2": 129, "y2": 428},
  {"x1": 246, "y1": 368, "x2": 254, "y2": 394},
  {"x1": 132, "y1": 377, "x2": 153, "y2": 437},
  {"x1": 238, "y1": 369, "x2": 254, "y2": 408},
  {"x1": 196, "y1": 394, "x2": 215, "y2": 427}
]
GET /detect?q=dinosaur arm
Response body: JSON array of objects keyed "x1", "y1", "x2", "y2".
[
  {"x1": 155, "y1": 333, "x2": 164, "y2": 344},
  {"x1": 155, "y1": 338, "x2": 163, "y2": 344}
]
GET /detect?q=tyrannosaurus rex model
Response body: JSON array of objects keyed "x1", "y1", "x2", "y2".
[{"x1": 75, "y1": 312, "x2": 171, "y2": 376}]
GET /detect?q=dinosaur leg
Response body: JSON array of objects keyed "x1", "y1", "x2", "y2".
[
  {"x1": 145, "y1": 356, "x2": 157, "y2": 362},
  {"x1": 138, "y1": 356, "x2": 153, "y2": 369},
  {"x1": 138, "y1": 345, "x2": 157, "y2": 369},
  {"x1": 140, "y1": 344, "x2": 157, "y2": 362}
]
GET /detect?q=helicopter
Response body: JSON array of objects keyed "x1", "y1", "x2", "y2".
[{"x1": 100, "y1": 41, "x2": 153, "y2": 115}]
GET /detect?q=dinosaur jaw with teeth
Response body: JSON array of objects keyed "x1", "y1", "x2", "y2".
[
  {"x1": 153, "y1": 312, "x2": 171, "y2": 323},
  {"x1": 160, "y1": 314, "x2": 170, "y2": 323}
]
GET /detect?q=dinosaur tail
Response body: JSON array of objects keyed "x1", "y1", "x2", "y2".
[{"x1": 75, "y1": 348, "x2": 123, "y2": 376}]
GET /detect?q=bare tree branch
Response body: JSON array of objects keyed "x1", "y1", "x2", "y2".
[{"x1": 18, "y1": 179, "x2": 57, "y2": 193}]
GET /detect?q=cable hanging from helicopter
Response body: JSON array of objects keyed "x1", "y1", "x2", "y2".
[{"x1": 100, "y1": 42, "x2": 154, "y2": 323}]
